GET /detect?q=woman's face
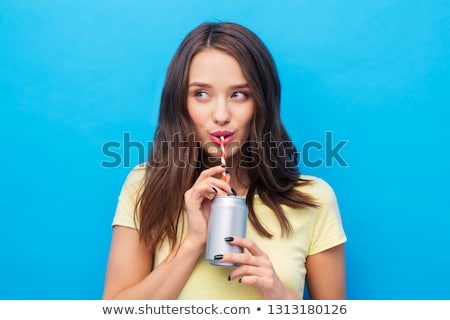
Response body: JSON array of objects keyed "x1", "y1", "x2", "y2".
[{"x1": 187, "y1": 48, "x2": 255, "y2": 161}]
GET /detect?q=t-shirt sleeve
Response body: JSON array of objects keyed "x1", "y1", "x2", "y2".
[
  {"x1": 112, "y1": 165, "x2": 146, "y2": 229},
  {"x1": 308, "y1": 178, "x2": 347, "y2": 255}
]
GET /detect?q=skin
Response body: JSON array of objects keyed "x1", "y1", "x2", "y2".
[
  {"x1": 187, "y1": 48, "x2": 255, "y2": 167},
  {"x1": 102, "y1": 48, "x2": 346, "y2": 300}
]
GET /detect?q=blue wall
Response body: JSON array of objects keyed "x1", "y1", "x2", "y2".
[{"x1": 1, "y1": 0, "x2": 449, "y2": 299}]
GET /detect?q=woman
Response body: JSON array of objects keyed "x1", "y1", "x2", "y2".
[{"x1": 103, "y1": 22, "x2": 346, "y2": 300}]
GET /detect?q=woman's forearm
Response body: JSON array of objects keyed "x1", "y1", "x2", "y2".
[{"x1": 112, "y1": 238, "x2": 204, "y2": 300}]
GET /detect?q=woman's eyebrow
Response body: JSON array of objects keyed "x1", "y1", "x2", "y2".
[
  {"x1": 188, "y1": 82, "x2": 212, "y2": 88},
  {"x1": 188, "y1": 82, "x2": 249, "y2": 89},
  {"x1": 230, "y1": 84, "x2": 250, "y2": 90}
]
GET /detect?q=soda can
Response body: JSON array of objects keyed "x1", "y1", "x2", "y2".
[{"x1": 205, "y1": 196, "x2": 248, "y2": 266}]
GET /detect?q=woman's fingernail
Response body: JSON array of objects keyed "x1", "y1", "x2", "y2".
[
  {"x1": 224, "y1": 237, "x2": 234, "y2": 242},
  {"x1": 227, "y1": 275, "x2": 231, "y2": 281},
  {"x1": 239, "y1": 278, "x2": 242, "y2": 283},
  {"x1": 212, "y1": 187, "x2": 218, "y2": 193},
  {"x1": 214, "y1": 254, "x2": 223, "y2": 260},
  {"x1": 231, "y1": 188, "x2": 237, "y2": 196},
  {"x1": 221, "y1": 165, "x2": 232, "y2": 174}
]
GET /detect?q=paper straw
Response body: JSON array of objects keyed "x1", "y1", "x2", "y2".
[{"x1": 220, "y1": 136, "x2": 227, "y2": 181}]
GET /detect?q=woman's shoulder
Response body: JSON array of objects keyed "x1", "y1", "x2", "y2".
[
  {"x1": 121, "y1": 163, "x2": 147, "y2": 191},
  {"x1": 297, "y1": 174, "x2": 338, "y2": 205},
  {"x1": 126, "y1": 163, "x2": 146, "y2": 178}
]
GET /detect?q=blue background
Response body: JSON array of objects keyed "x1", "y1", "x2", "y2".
[{"x1": 1, "y1": 0, "x2": 449, "y2": 299}]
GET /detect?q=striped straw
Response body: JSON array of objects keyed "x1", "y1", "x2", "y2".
[{"x1": 220, "y1": 136, "x2": 227, "y2": 181}]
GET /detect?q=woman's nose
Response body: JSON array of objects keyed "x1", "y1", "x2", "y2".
[{"x1": 212, "y1": 97, "x2": 231, "y2": 125}]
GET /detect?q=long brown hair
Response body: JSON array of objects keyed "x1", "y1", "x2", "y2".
[{"x1": 136, "y1": 22, "x2": 317, "y2": 255}]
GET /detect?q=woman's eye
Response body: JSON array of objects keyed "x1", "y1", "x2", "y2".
[
  {"x1": 231, "y1": 91, "x2": 249, "y2": 100},
  {"x1": 194, "y1": 91, "x2": 209, "y2": 100}
]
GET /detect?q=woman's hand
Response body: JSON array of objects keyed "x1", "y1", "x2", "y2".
[
  {"x1": 183, "y1": 166, "x2": 232, "y2": 247},
  {"x1": 219, "y1": 236, "x2": 299, "y2": 300}
]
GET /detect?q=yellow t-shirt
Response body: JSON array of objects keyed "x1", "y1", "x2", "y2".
[{"x1": 112, "y1": 165, "x2": 347, "y2": 299}]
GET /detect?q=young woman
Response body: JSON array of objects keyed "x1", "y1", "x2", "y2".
[{"x1": 103, "y1": 22, "x2": 346, "y2": 300}]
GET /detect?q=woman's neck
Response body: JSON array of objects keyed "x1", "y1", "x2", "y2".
[{"x1": 229, "y1": 165, "x2": 250, "y2": 197}]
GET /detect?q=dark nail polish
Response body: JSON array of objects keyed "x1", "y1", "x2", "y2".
[
  {"x1": 231, "y1": 188, "x2": 237, "y2": 196},
  {"x1": 212, "y1": 187, "x2": 218, "y2": 193},
  {"x1": 227, "y1": 275, "x2": 231, "y2": 281},
  {"x1": 214, "y1": 254, "x2": 223, "y2": 260},
  {"x1": 239, "y1": 278, "x2": 242, "y2": 283},
  {"x1": 221, "y1": 165, "x2": 232, "y2": 174},
  {"x1": 224, "y1": 237, "x2": 234, "y2": 242}
]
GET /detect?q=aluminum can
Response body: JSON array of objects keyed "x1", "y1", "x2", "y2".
[{"x1": 205, "y1": 196, "x2": 248, "y2": 266}]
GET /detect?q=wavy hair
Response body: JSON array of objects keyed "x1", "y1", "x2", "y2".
[{"x1": 136, "y1": 22, "x2": 318, "y2": 255}]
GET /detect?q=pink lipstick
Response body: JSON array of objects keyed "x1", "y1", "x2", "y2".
[{"x1": 209, "y1": 130, "x2": 234, "y2": 145}]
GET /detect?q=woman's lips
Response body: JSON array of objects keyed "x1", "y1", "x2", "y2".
[{"x1": 209, "y1": 132, "x2": 234, "y2": 145}]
